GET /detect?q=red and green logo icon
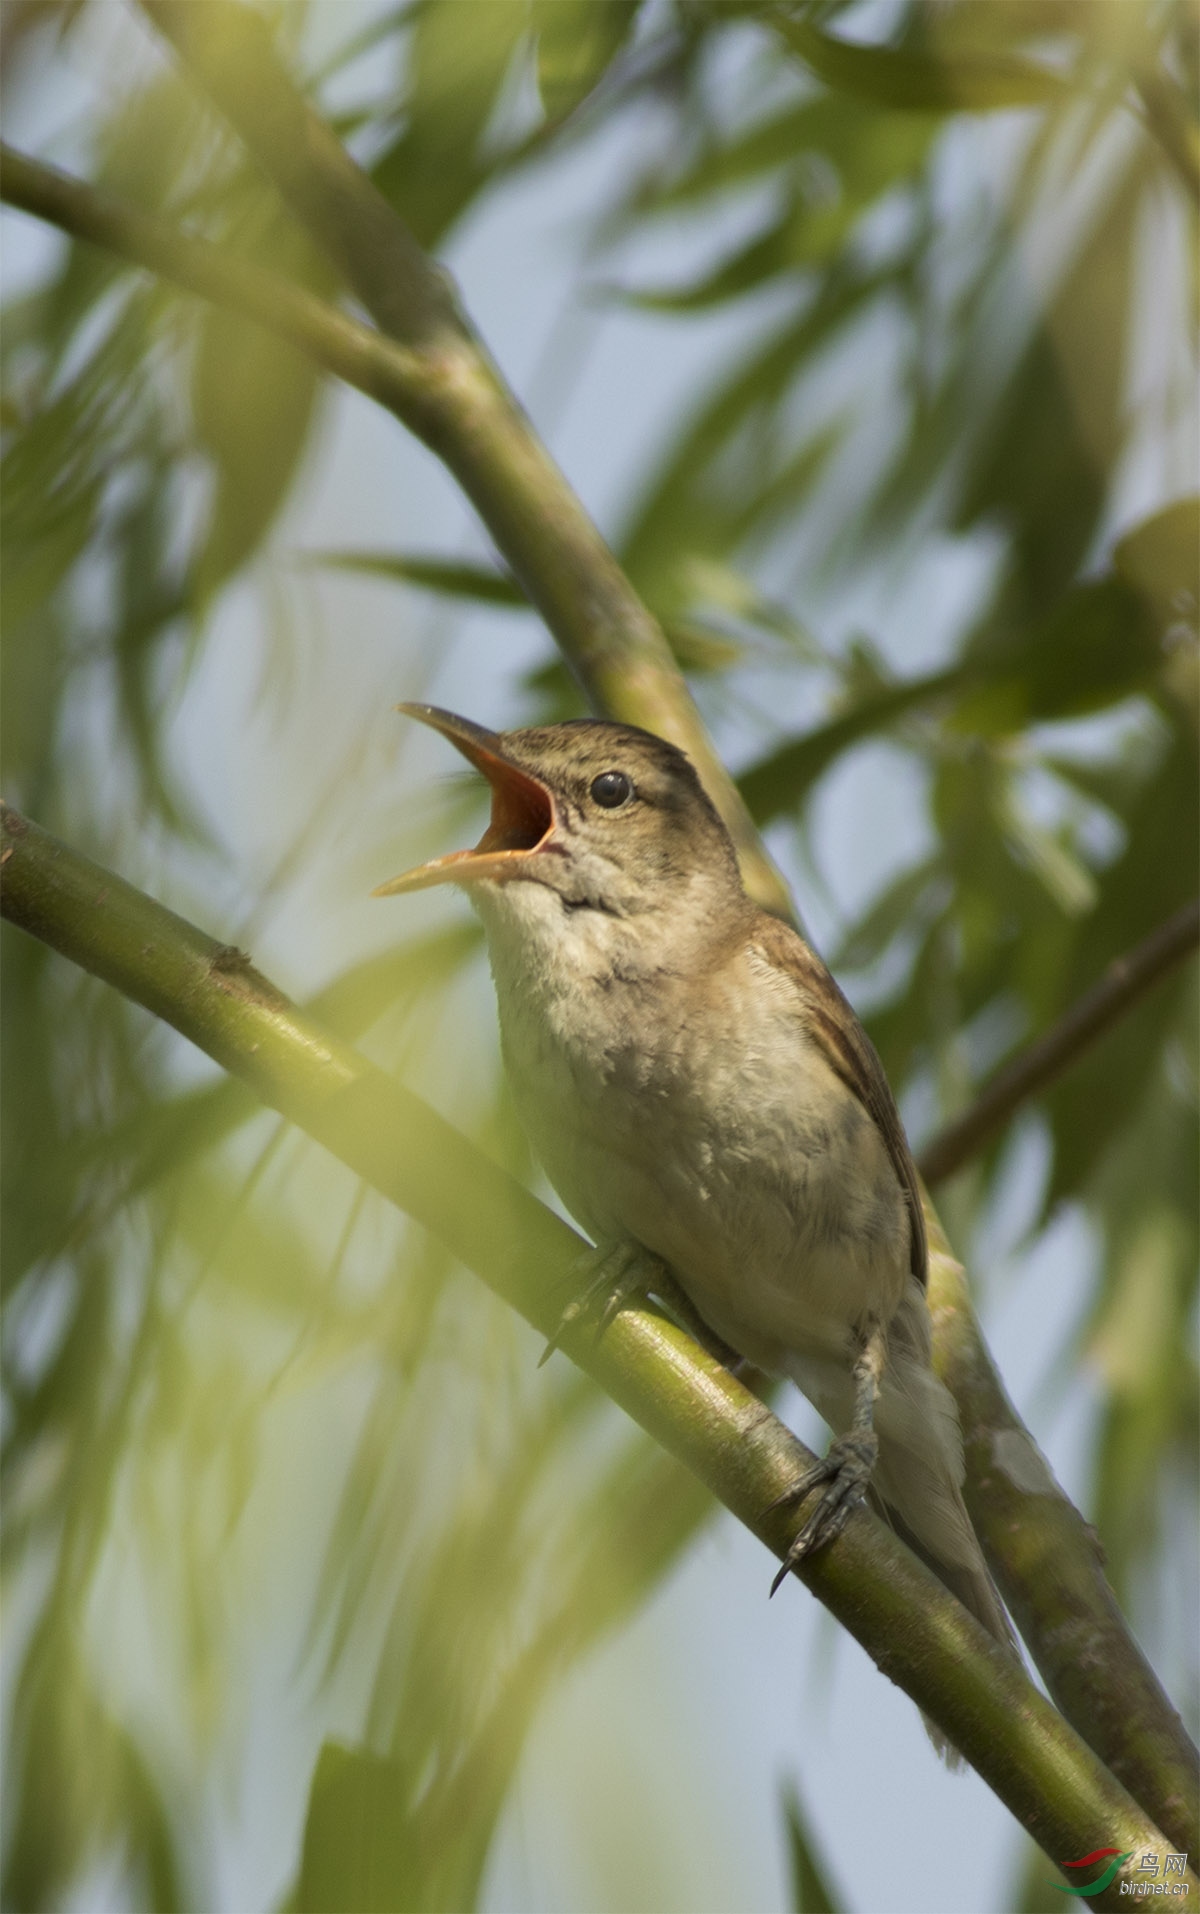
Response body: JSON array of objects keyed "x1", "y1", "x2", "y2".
[{"x1": 1052, "y1": 1849, "x2": 1134, "y2": 1896}]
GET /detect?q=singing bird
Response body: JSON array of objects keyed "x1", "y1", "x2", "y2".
[{"x1": 376, "y1": 704, "x2": 1014, "y2": 1675}]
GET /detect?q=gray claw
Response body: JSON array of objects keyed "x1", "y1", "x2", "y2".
[
  {"x1": 538, "y1": 1242, "x2": 657, "y2": 1366},
  {"x1": 768, "y1": 1431, "x2": 878, "y2": 1596}
]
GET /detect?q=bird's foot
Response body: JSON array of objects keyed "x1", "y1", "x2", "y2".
[
  {"x1": 537, "y1": 1242, "x2": 662, "y2": 1367},
  {"x1": 767, "y1": 1430, "x2": 878, "y2": 1596}
]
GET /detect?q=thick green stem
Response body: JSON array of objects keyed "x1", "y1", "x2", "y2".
[
  {"x1": 927, "y1": 1235, "x2": 1199, "y2": 1858},
  {"x1": 2, "y1": 801, "x2": 1194, "y2": 1903}
]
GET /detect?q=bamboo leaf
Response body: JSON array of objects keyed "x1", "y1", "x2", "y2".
[
  {"x1": 306, "y1": 548, "x2": 527, "y2": 607},
  {"x1": 533, "y1": 0, "x2": 639, "y2": 120},
  {"x1": 953, "y1": 578, "x2": 1162, "y2": 734},
  {"x1": 371, "y1": 0, "x2": 530, "y2": 247},
  {"x1": 782, "y1": 1780, "x2": 843, "y2": 1914},
  {"x1": 1113, "y1": 496, "x2": 1200, "y2": 630},
  {"x1": 189, "y1": 203, "x2": 333, "y2": 601},
  {"x1": 295, "y1": 1743, "x2": 418, "y2": 1914},
  {"x1": 775, "y1": 18, "x2": 1072, "y2": 113},
  {"x1": 739, "y1": 667, "x2": 961, "y2": 822}
]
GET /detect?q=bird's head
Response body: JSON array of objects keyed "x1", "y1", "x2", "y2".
[{"x1": 373, "y1": 704, "x2": 743, "y2": 923}]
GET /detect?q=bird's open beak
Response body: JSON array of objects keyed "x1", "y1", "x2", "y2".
[{"x1": 372, "y1": 703, "x2": 557, "y2": 896}]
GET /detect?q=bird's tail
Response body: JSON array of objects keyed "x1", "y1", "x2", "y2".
[
  {"x1": 870, "y1": 1282, "x2": 1017, "y2": 1653},
  {"x1": 789, "y1": 1281, "x2": 1018, "y2": 1760},
  {"x1": 872, "y1": 1285, "x2": 1020, "y2": 1763}
]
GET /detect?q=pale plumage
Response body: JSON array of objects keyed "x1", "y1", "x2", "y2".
[{"x1": 377, "y1": 706, "x2": 1016, "y2": 1712}]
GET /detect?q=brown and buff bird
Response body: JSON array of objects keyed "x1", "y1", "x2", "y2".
[{"x1": 376, "y1": 704, "x2": 1016, "y2": 1715}]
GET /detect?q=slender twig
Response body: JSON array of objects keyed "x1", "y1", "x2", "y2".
[
  {"x1": 2, "y1": 801, "x2": 1194, "y2": 1903},
  {"x1": 0, "y1": 146, "x2": 448, "y2": 495},
  {"x1": 918, "y1": 900, "x2": 1200, "y2": 1186}
]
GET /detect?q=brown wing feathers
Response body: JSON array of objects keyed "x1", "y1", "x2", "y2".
[{"x1": 754, "y1": 918, "x2": 928, "y2": 1286}]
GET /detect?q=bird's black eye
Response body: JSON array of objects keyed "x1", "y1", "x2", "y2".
[{"x1": 590, "y1": 769, "x2": 634, "y2": 809}]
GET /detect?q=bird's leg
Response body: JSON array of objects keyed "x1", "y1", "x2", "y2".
[
  {"x1": 538, "y1": 1242, "x2": 740, "y2": 1369},
  {"x1": 768, "y1": 1322, "x2": 887, "y2": 1596}
]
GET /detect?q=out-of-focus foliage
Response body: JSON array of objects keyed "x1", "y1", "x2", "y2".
[
  {"x1": 1, "y1": 0, "x2": 1196, "y2": 1909},
  {"x1": 782, "y1": 1781, "x2": 842, "y2": 1913}
]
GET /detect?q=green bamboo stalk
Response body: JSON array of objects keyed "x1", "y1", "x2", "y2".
[
  {"x1": 928, "y1": 1237, "x2": 1199, "y2": 1858},
  {"x1": 2, "y1": 800, "x2": 1194, "y2": 1904}
]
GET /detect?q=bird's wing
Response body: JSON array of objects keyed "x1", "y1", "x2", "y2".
[{"x1": 751, "y1": 914, "x2": 928, "y2": 1286}]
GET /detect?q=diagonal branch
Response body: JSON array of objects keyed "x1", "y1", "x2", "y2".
[
  {"x1": 926, "y1": 1227, "x2": 1198, "y2": 1858},
  {"x1": 2, "y1": 799, "x2": 1194, "y2": 1903},
  {"x1": 128, "y1": 0, "x2": 794, "y2": 924},
  {"x1": 918, "y1": 899, "x2": 1200, "y2": 1186},
  {"x1": 0, "y1": 142, "x2": 433, "y2": 421}
]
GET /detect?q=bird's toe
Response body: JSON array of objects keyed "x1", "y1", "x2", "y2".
[{"x1": 768, "y1": 1430, "x2": 878, "y2": 1594}]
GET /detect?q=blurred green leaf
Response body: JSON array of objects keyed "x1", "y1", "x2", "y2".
[
  {"x1": 661, "y1": 617, "x2": 745, "y2": 671},
  {"x1": 297, "y1": 1742, "x2": 422, "y2": 1914},
  {"x1": 775, "y1": 17, "x2": 1072, "y2": 112},
  {"x1": 960, "y1": 152, "x2": 1147, "y2": 609},
  {"x1": 534, "y1": 0, "x2": 640, "y2": 121},
  {"x1": 1089, "y1": 1187, "x2": 1198, "y2": 1597},
  {"x1": 189, "y1": 198, "x2": 333, "y2": 604},
  {"x1": 953, "y1": 578, "x2": 1162, "y2": 734},
  {"x1": 740, "y1": 665, "x2": 959, "y2": 822},
  {"x1": 307, "y1": 548, "x2": 526, "y2": 606},
  {"x1": 621, "y1": 333, "x2": 858, "y2": 606},
  {"x1": 832, "y1": 856, "x2": 945, "y2": 971},
  {"x1": 1113, "y1": 495, "x2": 1200, "y2": 629},
  {"x1": 1042, "y1": 727, "x2": 1199, "y2": 1208},
  {"x1": 191, "y1": 305, "x2": 319, "y2": 598},
  {"x1": 642, "y1": 90, "x2": 935, "y2": 206},
  {"x1": 308, "y1": 2, "x2": 422, "y2": 88},
  {"x1": 622, "y1": 94, "x2": 937, "y2": 307},
  {"x1": 611, "y1": 211, "x2": 808, "y2": 311},
  {"x1": 782, "y1": 1779, "x2": 843, "y2": 1914},
  {"x1": 371, "y1": 0, "x2": 530, "y2": 247},
  {"x1": 3, "y1": 1630, "x2": 184, "y2": 1914}
]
